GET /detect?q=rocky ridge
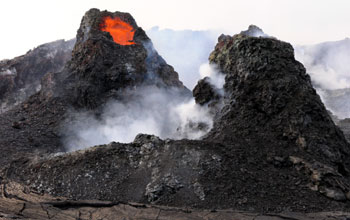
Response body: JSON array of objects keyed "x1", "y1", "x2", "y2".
[
  {"x1": 1, "y1": 22, "x2": 350, "y2": 216},
  {"x1": 206, "y1": 31, "x2": 350, "y2": 201},
  {"x1": 0, "y1": 9, "x2": 188, "y2": 167},
  {"x1": 207, "y1": 31, "x2": 350, "y2": 161},
  {"x1": 39, "y1": 9, "x2": 187, "y2": 109},
  {"x1": 0, "y1": 39, "x2": 74, "y2": 113}
]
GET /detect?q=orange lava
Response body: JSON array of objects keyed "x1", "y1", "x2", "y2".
[{"x1": 100, "y1": 16, "x2": 136, "y2": 45}]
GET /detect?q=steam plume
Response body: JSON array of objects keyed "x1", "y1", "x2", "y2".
[
  {"x1": 294, "y1": 38, "x2": 350, "y2": 90},
  {"x1": 62, "y1": 28, "x2": 350, "y2": 151},
  {"x1": 62, "y1": 87, "x2": 213, "y2": 151},
  {"x1": 294, "y1": 38, "x2": 350, "y2": 118},
  {"x1": 199, "y1": 63, "x2": 225, "y2": 90},
  {"x1": 146, "y1": 27, "x2": 218, "y2": 89}
]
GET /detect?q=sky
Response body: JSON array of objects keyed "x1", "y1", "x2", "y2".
[{"x1": 0, "y1": 0, "x2": 350, "y2": 60}]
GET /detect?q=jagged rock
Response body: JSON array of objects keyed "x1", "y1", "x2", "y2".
[
  {"x1": 289, "y1": 156, "x2": 350, "y2": 201},
  {"x1": 0, "y1": 8, "x2": 189, "y2": 167},
  {"x1": 207, "y1": 32, "x2": 350, "y2": 161},
  {"x1": 0, "y1": 7, "x2": 350, "y2": 217},
  {"x1": 4, "y1": 24, "x2": 350, "y2": 213},
  {"x1": 205, "y1": 32, "x2": 350, "y2": 204},
  {"x1": 0, "y1": 39, "x2": 74, "y2": 113},
  {"x1": 193, "y1": 77, "x2": 221, "y2": 105},
  {"x1": 5, "y1": 137, "x2": 218, "y2": 207},
  {"x1": 40, "y1": 8, "x2": 188, "y2": 108}
]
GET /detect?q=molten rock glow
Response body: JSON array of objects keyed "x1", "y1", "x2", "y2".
[{"x1": 100, "y1": 16, "x2": 135, "y2": 45}]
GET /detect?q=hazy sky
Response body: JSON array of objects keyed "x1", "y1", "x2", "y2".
[{"x1": 0, "y1": 0, "x2": 349, "y2": 60}]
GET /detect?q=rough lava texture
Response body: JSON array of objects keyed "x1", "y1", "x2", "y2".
[
  {"x1": 1, "y1": 181, "x2": 349, "y2": 220},
  {"x1": 207, "y1": 33, "x2": 349, "y2": 154},
  {"x1": 0, "y1": 8, "x2": 189, "y2": 167},
  {"x1": 0, "y1": 39, "x2": 74, "y2": 113},
  {"x1": 192, "y1": 77, "x2": 221, "y2": 106},
  {"x1": 3, "y1": 24, "x2": 350, "y2": 214},
  {"x1": 40, "y1": 9, "x2": 188, "y2": 109},
  {"x1": 206, "y1": 32, "x2": 350, "y2": 201}
]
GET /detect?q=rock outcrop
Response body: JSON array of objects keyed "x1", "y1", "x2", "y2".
[
  {"x1": 0, "y1": 39, "x2": 74, "y2": 113},
  {"x1": 192, "y1": 77, "x2": 221, "y2": 106},
  {"x1": 0, "y1": 9, "x2": 189, "y2": 167},
  {"x1": 3, "y1": 24, "x2": 350, "y2": 214},
  {"x1": 40, "y1": 9, "x2": 187, "y2": 109},
  {"x1": 206, "y1": 32, "x2": 350, "y2": 202},
  {"x1": 207, "y1": 31, "x2": 349, "y2": 157}
]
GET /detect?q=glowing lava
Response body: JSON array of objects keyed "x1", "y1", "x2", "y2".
[{"x1": 100, "y1": 16, "x2": 136, "y2": 45}]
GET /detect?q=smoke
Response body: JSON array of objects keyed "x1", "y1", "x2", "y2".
[
  {"x1": 294, "y1": 38, "x2": 350, "y2": 90},
  {"x1": 248, "y1": 29, "x2": 269, "y2": 38},
  {"x1": 62, "y1": 87, "x2": 214, "y2": 151},
  {"x1": 240, "y1": 25, "x2": 271, "y2": 38},
  {"x1": 63, "y1": 28, "x2": 350, "y2": 151},
  {"x1": 60, "y1": 33, "x2": 224, "y2": 151},
  {"x1": 199, "y1": 63, "x2": 225, "y2": 89},
  {"x1": 294, "y1": 38, "x2": 350, "y2": 119},
  {"x1": 146, "y1": 27, "x2": 350, "y2": 120},
  {"x1": 146, "y1": 27, "x2": 218, "y2": 89}
]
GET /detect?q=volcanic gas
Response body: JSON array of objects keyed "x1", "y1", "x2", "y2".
[{"x1": 100, "y1": 16, "x2": 136, "y2": 45}]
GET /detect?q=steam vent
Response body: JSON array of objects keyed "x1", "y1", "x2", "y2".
[{"x1": 0, "y1": 8, "x2": 350, "y2": 219}]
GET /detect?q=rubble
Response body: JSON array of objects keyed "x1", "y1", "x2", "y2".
[{"x1": 1, "y1": 10, "x2": 350, "y2": 217}]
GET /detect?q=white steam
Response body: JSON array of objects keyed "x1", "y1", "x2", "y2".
[
  {"x1": 147, "y1": 27, "x2": 218, "y2": 89},
  {"x1": 294, "y1": 38, "x2": 350, "y2": 119},
  {"x1": 146, "y1": 27, "x2": 350, "y2": 120},
  {"x1": 199, "y1": 63, "x2": 225, "y2": 89},
  {"x1": 174, "y1": 99, "x2": 214, "y2": 139},
  {"x1": 62, "y1": 29, "x2": 225, "y2": 151},
  {"x1": 294, "y1": 38, "x2": 350, "y2": 90},
  {"x1": 249, "y1": 30, "x2": 269, "y2": 38},
  {"x1": 62, "y1": 87, "x2": 214, "y2": 151},
  {"x1": 64, "y1": 28, "x2": 350, "y2": 151}
]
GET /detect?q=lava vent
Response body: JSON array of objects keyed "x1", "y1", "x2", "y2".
[{"x1": 100, "y1": 16, "x2": 136, "y2": 45}]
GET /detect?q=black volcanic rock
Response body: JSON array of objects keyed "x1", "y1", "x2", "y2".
[
  {"x1": 192, "y1": 77, "x2": 221, "y2": 105},
  {"x1": 207, "y1": 34, "x2": 348, "y2": 152},
  {"x1": 0, "y1": 39, "x2": 74, "y2": 112},
  {"x1": 40, "y1": 9, "x2": 187, "y2": 109},
  {"x1": 206, "y1": 33, "x2": 350, "y2": 200},
  {"x1": 5, "y1": 26, "x2": 350, "y2": 213},
  {"x1": 0, "y1": 9, "x2": 189, "y2": 167}
]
